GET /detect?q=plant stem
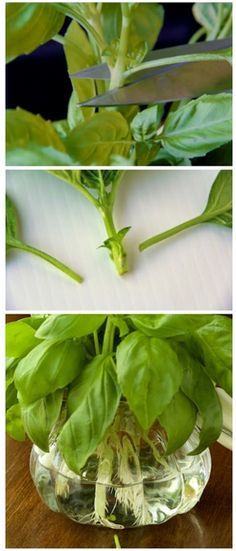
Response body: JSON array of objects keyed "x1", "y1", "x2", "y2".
[
  {"x1": 8, "y1": 239, "x2": 83, "y2": 283},
  {"x1": 139, "y1": 214, "x2": 205, "y2": 252},
  {"x1": 109, "y1": 171, "x2": 126, "y2": 209},
  {"x1": 102, "y1": 317, "x2": 114, "y2": 355},
  {"x1": 99, "y1": 206, "x2": 128, "y2": 275},
  {"x1": 114, "y1": 535, "x2": 121, "y2": 548},
  {"x1": 189, "y1": 27, "x2": 206, "y2": 44},
  {"x1": 93, "y1": 330, "x2": 100, "y2": 355},
  {"x1": 52, "y1": 34, "x2": 65, "y2": 46},
  {"x1": 109, "y1": 4, "x2": 131, "y2": 89},
  {"x1": 218, "y1": 13, "x2": 232, "y2": 38}
]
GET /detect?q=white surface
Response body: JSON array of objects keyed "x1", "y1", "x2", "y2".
[{"x1": 6, "y1": 169, "x2": 232, "y2": 311}]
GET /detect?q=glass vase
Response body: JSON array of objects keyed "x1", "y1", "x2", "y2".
[{"x1": 30, "y1": 402, "x2": 211, "y2": 528}]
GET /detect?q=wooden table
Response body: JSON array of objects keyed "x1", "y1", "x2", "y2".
[{"x1": 6, "y1": 437, "x2": 231, "y2": 548}]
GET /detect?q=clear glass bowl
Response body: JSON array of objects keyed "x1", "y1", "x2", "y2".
[{"x1": 30, "y1": 403, "x2": 211, "y2": 529}]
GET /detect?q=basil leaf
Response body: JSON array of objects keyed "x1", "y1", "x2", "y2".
[
  {"x1": 6, "y1": 319, "x2": 39, "y2": 358},
  {"x1": 22, "y1": 390, "x2": 63, "y2": 451},
  {"x1": 14, "y1": 339, "x2": 85, "y2": 405},
  {"x1": 178, "y1": 345, "x2": 222, "y2": 454},
  {"x1": 6, "y1": 403, "x2": 25, "y2": 441},
  {"x1": 6, "y1": 381, "x2": 18, "y2": 410},
  {"x1": 201, "y1": 169, "x2": 232, "y2": 227},
  {"x1": 36, "y1": 314, "x2": 106, "y2": 340},
  {"x1": 192, "y1": 3, "x2": 232, "y2": 40},
  {"x1": 161, "y1": 93, "x2": 232, "y2": 159},
  {"x1": 65, "y1": 112, "x2": 131, "y2": 165},
  {"x1": 135, "y1": 142, "x2": 160, "y2": 165},
  {"x1": 195, "y1": 316, "x2": 232, "y2": 395},
  {"x1": 58, "y1": 355, "x2": 120, "y2": 473},
  {"x1": 64, "y1": 21, "x2": 96, "y2": 126},
  {"x1": 153, "y1": 148, "x2": 192, "y2": 166},
  {"x1": 6, "y1": 108, "x2": 73, "y2": 166},
  {"x1": 131, "y1": 105, "x2": 164, "y2": 142},
  {"x1": 52, "y1": 119, "x2": 70, "y2": 139},
  {"x1": 159, "y1": 390, "x2": 197, "y2": 455},
  {"x1": 129, "y1": 314, "x2": 214, "y2": 338},
  {"x1": 6, "y1": 3, "x2": 64, "y2": 63},
  {"x1": 116, "y1": 331, "x2": 183, "y2": 429},
  {"x1": 22, "y1": 315, "x2": 48, "y2": 330}
]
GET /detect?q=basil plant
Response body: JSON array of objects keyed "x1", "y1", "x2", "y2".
[
  {"x1": 6, "y1": 2, "x2": 232, "y2": 166},
  {"x1": 6, "y1": 314, "x2": 232, "y2": 475}
]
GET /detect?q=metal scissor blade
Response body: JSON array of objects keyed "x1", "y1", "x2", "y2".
[
  {"x1": 143, "y1": 36, "x2": 232, "y2": 63},
  {"x1": 79, "y1": 60, "x2": 231, "y2": 106},
  {"x1": 70, "y1": 63, "x2": 111, "y2": 80},
  {"x1": 70, "y1": 37, "x2": 232, "y2": 81}
]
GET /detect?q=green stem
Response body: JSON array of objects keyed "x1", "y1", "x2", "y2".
[
  {"x1": 114, "y1": 535, "x2": 121, "y2": 549},
  {"x1": 189, "y1": 27, "x2": 206, "y2": 44},
  {"x1": 139, "y1": 214, "x2": 205, "y2": 252},
  {"x1": 109, "y1": 171, "x2": 126, "y2": 208},
  {"x1": 99, "y1": 206, "x2": 128, "y2": 276},
  {"x1": 8, "y1": 239, "x2": 83, "y2": 284},
  {"x1": 102, "y1": 317, "x2": 114, "y2": 355},
  {"x1": 93, "y1": 330, "x2": 100, "y2": 355},
  {"x1": 52, "y1": 34, "x2": 65, "y2": 46},
  {"x1": 218, "y1": 13, "x2": 232, "y2": 38},
  {"x1": 109, "y1": 4, "x2": 131, "y2": 89}
]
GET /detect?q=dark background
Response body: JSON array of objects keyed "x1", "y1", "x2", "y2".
[{"x1": 6, "y1": 3, "x2": 199, "y2": 121}]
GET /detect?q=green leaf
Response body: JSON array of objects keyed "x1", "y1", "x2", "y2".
[
  {"x1": 64, "y1": 21, "x2": 96, "y2": 126},
  {"x1": 192, "y1": 3, "x2": 232, "y2": 39},
  {"x1": 201, "y1": 170, "x2": 232, "y2": 227},
  {"x1": 6, "y1": 403, "x2": 25, "y2": 441},
  {"x1": 6, "y1": 195, "x2": 18, "y2": 241},
  {"x1": 6, "y1": 319, "x2": 39, "y2": 358},
  {"x1": 22, "y1": 390, "x2": 63, "y2": 451},
  {"x1": 159, "y1": 390, "x2": 197, "y2": 454},
  {"x1": 153, "y1": 148, "x2": 192, "y2": 166},
  {"x1": 23, "y1": 315, "x2": 49, "y2": 330},
  {"x1": 36, "y1": 314, "x2": 106, "y2": 340},
  {"x1": 6, "y1": 3, "x2": 64, "y2": 63},
  {"x1": 116, "y1": 331, "x2": 183, "y2": 429},
  {"x1": 65, "y1": 112, "x2": 131, "y2": 165},
  {"x1": 161, "y1": 94, "x2": 232, "y2": 159},
  {"x1": 129, "y1": 314, "x2": 216, "y2": 338},
  {"x1": 178, "y1": 345, "x2": 222, "y2": 454},
  {"x1": 195, "y1": 141, "x2": 232, "y2": 166},
  {"x1": 6, "y1": 108, "x2": 73, "y2": 166},
  {"x1": 14, "y1": 339, "x2": 85, "y2": 405},
  {"x1": 131, "y1": 105, "x2": 164, "y2": 142},
  {"x1": 195, "y1": 316, "x2": 232, "y2": 395},
  {"x1": 135, "y1": 142, "x2": 160, "y2": 166},
  {"x1": 52, "y1": 119, "x2": 70, "y2": 139},
  {"x1": 6, "y1": 381, "x2": 18, "y2": 410},
  {"x1": 58, "y1": 355, "x2": 120, "y2": 473}
]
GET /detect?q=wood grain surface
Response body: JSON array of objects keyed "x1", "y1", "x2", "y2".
[{"x1": 6, "y1": 437, "x2": 232, "y2": 548}]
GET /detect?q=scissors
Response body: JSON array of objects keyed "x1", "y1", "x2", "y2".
[{"x1": 70, "y1": 37, "x2": 232, "y2": 106}]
